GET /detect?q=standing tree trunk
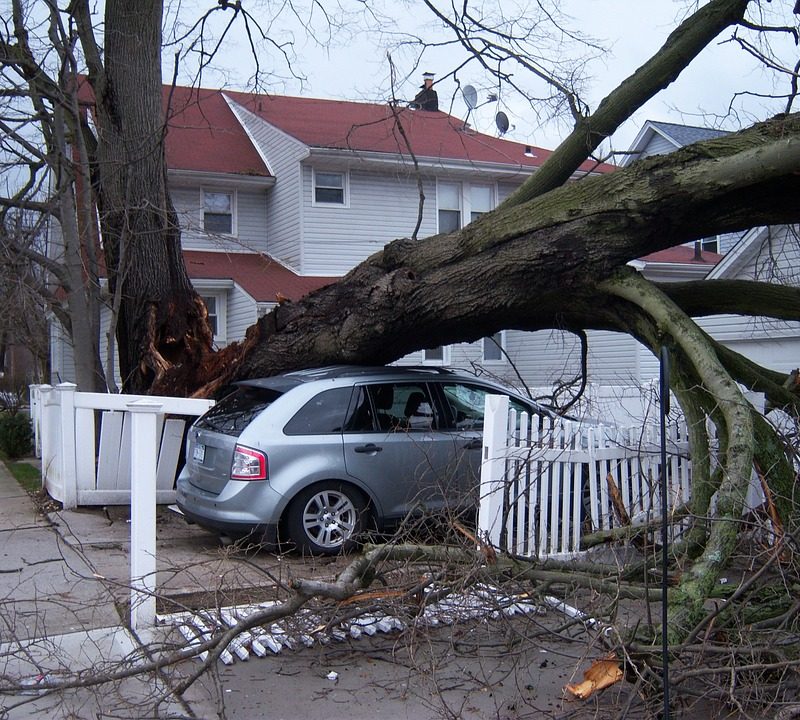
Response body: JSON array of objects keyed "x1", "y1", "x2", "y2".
[{"x1": 83, "y1": 0, "x2": 211, "y2": 392}]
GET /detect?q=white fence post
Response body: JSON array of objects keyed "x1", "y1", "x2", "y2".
[
  {"x1": 29, "y1": 384, "x2": 43, "y2": 458},
  {"x1": 56, "y1": 383, "x2": 78, "y2": 510},
  {"x1": 38, "y1": 385, "x2": 56, "y2": 488},
  {"x1": 127, "y1": 398, "x2": 163, "y2": 632},
  {"x1": 478, "y1": 394, "x2": 510, "y2": 548}
]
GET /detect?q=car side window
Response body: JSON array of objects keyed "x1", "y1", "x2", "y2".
[
  {"x1": 392, "y1": 383, "x2": 436, "y2": 431},
  {"x1": 284, "y1": 387, "x2": 354, "y2": 435},
  {"x1": 344, "y1": 383, "x2": 437, "y2": 432},
  {"x1": 439, "y1": 382, "x2": 529, "y2": 431}
]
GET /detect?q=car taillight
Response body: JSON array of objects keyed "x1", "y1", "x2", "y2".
[{"x1": 231, "y1": 445, "x2": 267, "y2": 481}]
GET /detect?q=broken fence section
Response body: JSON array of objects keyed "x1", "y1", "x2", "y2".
[{"x1": 157, "y1": 583, "x2": 545, "y2": 665}]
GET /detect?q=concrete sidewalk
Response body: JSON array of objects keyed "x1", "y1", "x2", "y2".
[{"x1": 0, "y1": 458, "x2": 246, "y2": 719}]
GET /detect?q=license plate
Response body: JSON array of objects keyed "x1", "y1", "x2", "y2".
[{"x1": 193, "y1": 443, "x2": 206, "y2": 464}]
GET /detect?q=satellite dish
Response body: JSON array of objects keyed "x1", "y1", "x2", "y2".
[
  {"x1": 462, "y1": 84, "x2": 478, "y2": 110},
  {"x1": 495, "y1": 111, "x2": 510, "y2": 135}
]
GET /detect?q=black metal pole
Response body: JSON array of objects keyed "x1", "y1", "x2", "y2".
[{"x1": 659, "y1": 345, "x2": 671, "y2": 718}]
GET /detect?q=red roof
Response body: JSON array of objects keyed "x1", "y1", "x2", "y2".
[
  {"x1": 639, "y1": 245, "x2": 722, "y2": 265},
  {"x1": 164, "y1": 88, "x2": 270, "y2": 177},
  {"x1": 183, "y1": 250, "x2": 334, "y2": 303},
  {"x1": 79, "y1": 79, "x2": 615, "y2": 177},
  {"x1": 165, "y1": 84, "x2": 615, "y2": 175}
]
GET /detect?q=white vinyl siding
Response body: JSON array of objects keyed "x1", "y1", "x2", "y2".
[
  {"x1": 172, "y1": 186, "x2": 268, "y2": 254},
  {"x1": 504, "y1": 329, "x2": 647, "y2": 387},
  {"x1": 225, "y1": 97, "x2": 306, "y2": 270},
  {"x1": 301, "y1": 167, "x2": 437, "y2": 276},
  {"x1": 226, "y1": 285, "x2": 259, "y2": 342},
  {"x1": 737, "y1": 226, "x2": 800, "y2": 284},
  {"x1": 49, "y1": 320, "x2": 76, "y2": 386},
  {"x1": 639, "y1": 133, "x2": 680, "y2": 157}
]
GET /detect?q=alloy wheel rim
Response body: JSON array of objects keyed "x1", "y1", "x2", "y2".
[{"x1": 302, "y1": 489, "x2": 357, "y2": 549}]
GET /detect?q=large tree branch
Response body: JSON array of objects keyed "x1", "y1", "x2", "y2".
[
  {"x1": 599, "y1": 269, "x2": 755, "y2": 644},
  {"x1": 660, "y1": 278, "x2": 800, "y2": 320},
  {"x1": 173, "y1": 112, "x2": 800, "y2": 396}
]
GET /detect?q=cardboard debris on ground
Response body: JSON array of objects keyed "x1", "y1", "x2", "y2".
[{"x1": 565, "y1": 655, "x2": 623, "y2": 699}]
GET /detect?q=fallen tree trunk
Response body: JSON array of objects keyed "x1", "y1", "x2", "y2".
[{"x1": 153, "y1": 112, "x2": 800, "y2": 398}]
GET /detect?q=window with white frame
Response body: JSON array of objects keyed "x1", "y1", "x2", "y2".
[
  {"x1": 701, "y1": 236, "x2": 719, "y2": 253},
  {"x1": 438, "y1": 181, "x2": 495, "y2": 232},
  {"x1": 438, "y1": 182, "x2": 462, "y2": 233},
  {"x1": 423, "y1": 345, "x2": 448, "y2": 364},
  {"x1": 201, "y1": 293, "x2": 227, "y2": 345},
  {"x1": 203, "y1": 190, "x2": 234, "y2": 234},
  {"x1": 482, "y1": 331, "x2": 505, "y2": 362},
  {"x1": 470, "y1": 184, "x2": 493, "y2": 222},
  {"x1": 313, "y1": 170, "x2": 347, "y2": 205}
]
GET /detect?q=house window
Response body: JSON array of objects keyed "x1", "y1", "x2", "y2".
[
  {"x1": 438, "y1": 181, "x2": 495, "y2": 232},
  {"x1": 482, "y1": 331, "x2": 505, "y2": 363},
  {"x1": 701, "y1": 237, "x2": 719, "y2": 253},
  {"x1": 200, "y1": 293, "x2": 226, "y2": 345},
  {"x1": 470, "y1": 184, "x2": 493, "y2": 222},
  {"x1": 423, "y1": 345, "x2": 448, "y2": 364},
  {"x1": 203, "y1": 191, "x2": 234, "y2": 234},
  {"x1": 438, "y1": 182, "x2": 461, "y2": 233},
  {"x1": 313, "y1": 170, "x2": 347, "y2": 205}
]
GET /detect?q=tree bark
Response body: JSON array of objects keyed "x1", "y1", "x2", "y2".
[{"x1": 84, "y1": 0, "x2": 211, "y2": 392}]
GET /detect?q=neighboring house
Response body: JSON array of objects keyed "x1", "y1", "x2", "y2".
[{"x1": 51, "y1": 80, "x2": 614, "y2": 385}]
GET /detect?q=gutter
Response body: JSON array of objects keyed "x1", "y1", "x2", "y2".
[{"x1": 168, "y1": 169, "x2": 275, "y2": 189}]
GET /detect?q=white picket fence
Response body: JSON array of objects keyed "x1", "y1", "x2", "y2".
[
  {"x1": 29, "y1": 383, "x2": 215, "y2": 509},
  {"x1": 478, "y1": 395, "x2": 692, "y2": 559}
]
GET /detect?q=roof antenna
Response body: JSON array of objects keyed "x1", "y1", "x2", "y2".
[
  {"x1": 495, "y1": 111, "x2": 510, "y2": 136},
  {"x1": 461, "y1": 84, "x2": 505, "y2": 132},
  {"x1": 461, "y1": 84, "x2": 478, "y2": 129}
]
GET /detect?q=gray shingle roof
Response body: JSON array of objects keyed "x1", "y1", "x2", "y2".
[{"x1": 649, "y1": 120, "x2": 729, "y2": 147}]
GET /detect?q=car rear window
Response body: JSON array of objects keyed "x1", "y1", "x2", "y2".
[{"x1": 195, "y1": 386, "x2": 282, "y2": 436}]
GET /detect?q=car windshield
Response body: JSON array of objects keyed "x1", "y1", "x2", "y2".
[{"x1": 195, "y1": 386, "x2": 282, "y2": 435}]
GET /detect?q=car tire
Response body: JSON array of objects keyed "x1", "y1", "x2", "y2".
[{"x1": 285, "y1": 482, "x2": 367, "y2": 555}]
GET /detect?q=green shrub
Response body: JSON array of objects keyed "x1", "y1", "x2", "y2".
[{"x1": 0, "y1": 413, "x2": 33, "y2": 459}]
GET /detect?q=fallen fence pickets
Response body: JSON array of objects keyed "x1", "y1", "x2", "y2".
[{"x1": 157, "y1": 583, "x2": 545, "y2": 664}]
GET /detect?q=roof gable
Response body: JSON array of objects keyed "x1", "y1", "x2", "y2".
[
  {"x1": 706, "y1": 226, "x2": 769, "y2": 279},
  {"x1": 164, "y1": 88, "x2": 270, "y2": 177},
  {"x1": 624, "y1": 120, "x2": 730, "y2": 166}
]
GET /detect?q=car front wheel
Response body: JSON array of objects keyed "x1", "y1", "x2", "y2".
[{"x1": 285, "y1": 482, "x2": 367, "y2": 555}]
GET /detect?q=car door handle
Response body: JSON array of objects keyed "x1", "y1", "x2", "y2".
[
  {"x1": 463, "y1": 438, "x2": 483, "y2": 450},
  {"x1": 354, "y1": 443, "x2": 383, "y2": 454}
]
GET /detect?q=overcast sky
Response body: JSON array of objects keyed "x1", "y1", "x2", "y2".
[{"x1": 168, "y1": 0, "x2": 797, "y2": 155}]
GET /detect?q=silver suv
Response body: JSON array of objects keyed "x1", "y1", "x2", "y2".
[{"x1": 176, "y1": 366, "x2": 545, "y2": 555}]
